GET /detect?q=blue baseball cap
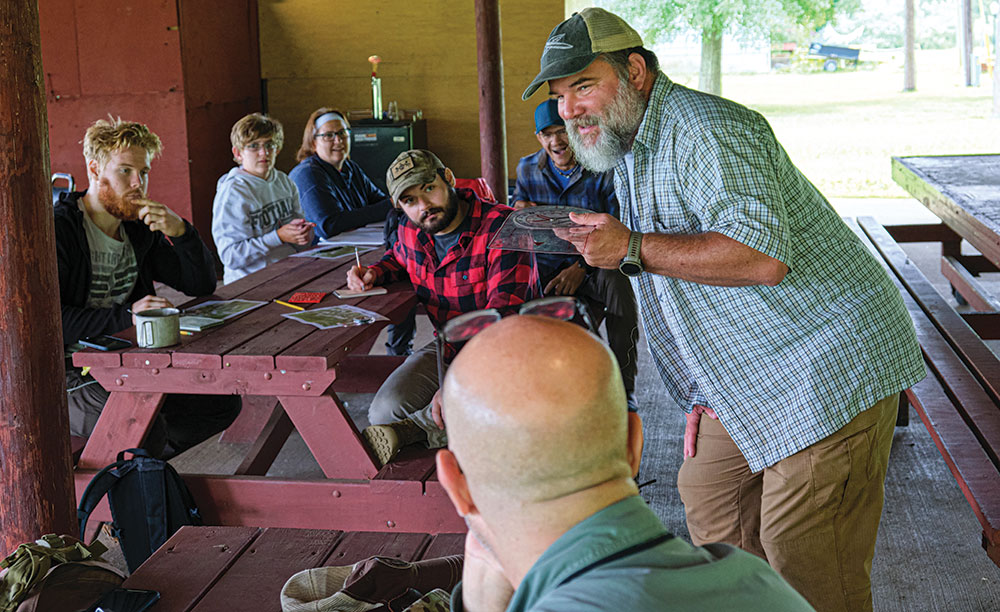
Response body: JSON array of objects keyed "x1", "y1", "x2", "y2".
[{"x1": 534, "y1": 99, "x2": 564, "y2": 133}]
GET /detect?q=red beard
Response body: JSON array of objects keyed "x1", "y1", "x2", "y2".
[{"x1": 98, "y1": 179, "x2": 143, "y2": 221}]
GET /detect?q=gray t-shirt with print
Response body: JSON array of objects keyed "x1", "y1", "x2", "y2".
[{"x1": 80, "y1": 203, "x2": 138, "y2": 309}]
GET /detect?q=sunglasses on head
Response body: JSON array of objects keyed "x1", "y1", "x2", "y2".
[{"x1": 435, "y1": 296, "x2": 596, "y2": 389}]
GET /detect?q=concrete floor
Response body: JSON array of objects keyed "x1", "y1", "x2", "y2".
[{"x1": 153, "y1": 197, "x2": 1000, "y2": 609}]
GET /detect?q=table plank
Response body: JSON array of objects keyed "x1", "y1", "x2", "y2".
[
  {"x1": 122, "y1": 526, "x2": 261, "y2": 612},
  {"x1": 190, "y1": 528, "x2": 344, "y2": 612},
  {"x1": 421, "y1": 533, "x2": 465, "y2": 559},
  {"x1": 323, "y1": 531, "x2": 430, "y2": 566}
]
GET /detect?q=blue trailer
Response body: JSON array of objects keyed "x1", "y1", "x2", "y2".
[{"x1": 808, "y1": 43, "x2": 860, "y2": 71}]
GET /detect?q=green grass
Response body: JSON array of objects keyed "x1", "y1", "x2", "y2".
[{"x1": 667, "y1": 50, "x2": 999, "y2": 198}]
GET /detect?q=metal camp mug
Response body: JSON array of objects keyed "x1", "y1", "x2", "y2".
[{"x1": 135, "y1": 307, "x2": 181, "y2": 348}]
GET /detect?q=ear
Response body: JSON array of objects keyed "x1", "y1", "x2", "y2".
[
  {"x1": 626, "y1": 52, "x2": 647, "y2": 91},
  {"x1": 232, "y1": 146, "x2": 242, "y2": 164},
  {"x1": 626, "y1": 411, "x2": 644, "y2": 478},
  {"x1": 86, "y1": 158, "x2": 100, "y2": 181},
  {"x1": 436, "y1": 448, "x2": 477, "y2": 517},
  {"x1": 442, "y1": 167, "x2": 456, "y2": 188}
]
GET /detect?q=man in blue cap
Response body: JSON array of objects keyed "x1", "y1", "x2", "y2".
[{"x1": 511, "y1": 99, "x2": 638, "y2": 411}]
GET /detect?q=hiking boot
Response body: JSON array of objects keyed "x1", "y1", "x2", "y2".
[{"x1": 363, "y1": 418, "x2": 427, "y2": 467}]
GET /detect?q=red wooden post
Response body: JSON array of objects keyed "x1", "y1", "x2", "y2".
[
  {"x1": 0, "y1": 1, "x2": 77, "y2": 553},
  {"x1": 475, "y1": 0, "x2": 509, "y2": 204}
]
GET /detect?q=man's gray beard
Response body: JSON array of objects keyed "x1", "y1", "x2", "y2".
[{"x1": 566, "y1": 76, "x2": 647, "y2": 173}]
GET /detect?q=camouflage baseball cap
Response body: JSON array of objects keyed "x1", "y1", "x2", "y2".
[
  {"x1": 522, "y1": 8, "x2": 643, "y2": 101},
  {"x1": 385, "y1": 149, "x2": 446, "y2": 203}
]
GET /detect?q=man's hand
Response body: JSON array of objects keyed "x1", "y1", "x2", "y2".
[
  {"x1": 347, "y1": 265, "x2": 376, "y2": 291},
  {"x1": 511, "y1": 200, "x2": 538, "y2": 210},
  {"x1": 431, "y1": 389, "x2": 445, "y2": 429},
  {"x1": 277, "y1": 219, "x2": 315, "y2": 245},
  {"x1": 683, "y1": 405, "x2": 718, "y2": 459},
  {"x1": 544, "y1": 262, "x2": 586, "y2": 296},
  {"x1": 136, "y1": 200, "x2": 187, "y2": 237},
  {"x1": 131, "y1": 295, "x2": 174, "y2": 324},
  {"x1": 461, "y1": 530, "x2": 514, "y2": 612},
  {"x1": 554, "y1": 211, "x2": 631, "y2": 269}
]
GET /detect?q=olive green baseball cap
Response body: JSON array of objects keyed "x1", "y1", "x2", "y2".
[
  {"x1": 386, "y1": 149, "x2": 446, "y2": 203},
  {"x1": 522, "y1": 8, "x2": 643, "y2": 101}
]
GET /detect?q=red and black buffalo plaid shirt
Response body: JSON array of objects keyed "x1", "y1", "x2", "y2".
[{"x1": 370, "y1": 189, "x2": 537, "y2": 337}]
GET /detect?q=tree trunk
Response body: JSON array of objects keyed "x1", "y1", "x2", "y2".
[
  {"x1": 960, "y1": 0, "x2": 973, "y2": 86},
  {"x1": 903, "y1": 0, "x2": 916, "y2": 91},
  {"x1": 475, "y1": 0, "x2": 509, "y2": 204},
  {"x1": 0, "y1": 1, "x2": 77, "y2": 554},
  {"x1": 699, "y1": 27, "x2": 723, "y2": 96},
  {"x1": 994, "y1": 17, "x2": 1000, "y2": 116}
]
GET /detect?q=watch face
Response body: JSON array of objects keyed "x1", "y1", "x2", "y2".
[{"x1": 619, "y1": 261, "x2": 642, "y2": 277}]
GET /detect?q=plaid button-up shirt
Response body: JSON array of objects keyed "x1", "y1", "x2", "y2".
[
  {"x1": 511, "y1": 150, "x2": 618, "y2": 284},
  {"x1": 618, "y1": 75, "x2": 925, "y2": 470},
  {"x1": 370, "y1": 189, "x2": 537, "y2": 338}
]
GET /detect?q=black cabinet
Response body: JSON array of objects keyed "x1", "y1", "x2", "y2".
[{"x1": 349, "y1": 119, "x2": 428, "y2": 194}]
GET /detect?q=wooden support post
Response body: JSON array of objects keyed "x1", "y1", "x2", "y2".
[
  {"x1": 475, "y1": 0, "x2": 509, "y2": 204},
  {"x1": 0, "y1": 2, "x2": 77, "y2": 553}
]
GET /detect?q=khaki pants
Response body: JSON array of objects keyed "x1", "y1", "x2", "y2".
[{"x1": 676, "y1": 395, "x2": 898, "y2": 612}]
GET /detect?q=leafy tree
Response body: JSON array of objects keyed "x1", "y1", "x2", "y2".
[{"x1": 601, "y1": 0, "x2": 861, "y2": 95}]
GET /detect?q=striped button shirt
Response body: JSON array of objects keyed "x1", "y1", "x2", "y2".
[{"x1": 616, "y1": 75, "x2": 925, "y2": 470}]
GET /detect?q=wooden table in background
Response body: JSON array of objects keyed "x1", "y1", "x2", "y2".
[
  {"x1": 72, "y1": 250, "x2": 465, "y2": 534},
  {"x1": 892, "y1": 154, "x2": 1000, "y2": 311},
  {"x1": 122, "y1": 525, "x2": 464, "y2": 612}
]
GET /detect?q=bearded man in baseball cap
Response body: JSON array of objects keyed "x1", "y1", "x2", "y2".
[{"x1": 524, "y1": 9, "x2": 925, "y2": 612}]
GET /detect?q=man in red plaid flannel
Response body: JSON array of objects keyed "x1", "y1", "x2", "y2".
[{"x1": 347, "y1": 149, "x2": 537, "y2": 465}]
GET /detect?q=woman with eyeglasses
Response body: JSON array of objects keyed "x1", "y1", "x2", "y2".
[{"x1": 289, "y1": 107, "x2": 393, "y2": 240}]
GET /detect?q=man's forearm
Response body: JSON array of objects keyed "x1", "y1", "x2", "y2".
[{"x1": 639, "y1": 231, "x2": 787, "y2": 287}]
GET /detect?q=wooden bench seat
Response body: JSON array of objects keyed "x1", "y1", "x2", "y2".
[
  {"x1": 121, "y1": 525, "x2": 464, "y2": 612},
  {"x1": 850, "y1": 217, "x2": 1000, "y2": 566}
]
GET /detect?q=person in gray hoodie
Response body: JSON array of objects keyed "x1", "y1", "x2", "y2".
[{"x1": 212, "y1": 113, "x2": 314, "y2": 285}]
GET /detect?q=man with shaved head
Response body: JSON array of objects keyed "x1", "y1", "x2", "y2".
[{"x1": 436, "y1": 316, "x2": 811, "y2": 611}]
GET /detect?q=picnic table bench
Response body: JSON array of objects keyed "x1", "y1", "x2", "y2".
[
  {"x1": 849, "y1": 216, "x2": 1000, "y2": 566},
  {"x1": 71, "y1": 248, "x2": 465, "y2": 534},
  {"x1": 121, "y1": 525, "x2": 464, "y2": 612}
]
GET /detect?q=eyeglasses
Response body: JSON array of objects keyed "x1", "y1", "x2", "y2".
[
  {"x1": 435, "y1": 296, "x2": 595, "y2": 389},
  {"x1": 243, "y1": 141, "x2": 278, "y2": 152},
  {"x1": 315, "y1": 129, "x2": 351, "y2": 142},
  {"x1": 538, "y1": 128, "x2": 567, "y2": 141}
]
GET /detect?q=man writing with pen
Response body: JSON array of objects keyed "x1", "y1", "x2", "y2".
[
  {"x1": 346, "y1": 149, "x2": 537, "y2": 466},
  {"x1": 57, "y1": 117, "x2": 240, "y2": 458}
]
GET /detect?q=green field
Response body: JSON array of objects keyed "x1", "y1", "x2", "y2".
[{"x1": 665, "y1": 50, "x2": 999, "y2": 199}]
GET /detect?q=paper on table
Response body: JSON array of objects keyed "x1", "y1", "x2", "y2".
[
  {"x1": 318, "y1": 223, "x2": 384, "y2": 247},
  {"x1": 282, "y1": 305, "x2": 387, "y2": 330},
  {"x1": 290, "y1": 245, "x2": 376, "y2": 260},
  {"x1": 333, "y1": 287, "x2": 388, "y2": 299}
]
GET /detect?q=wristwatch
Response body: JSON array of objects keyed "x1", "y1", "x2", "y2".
[{"x1": 619, "y1": 231, "x2": 644, "y2": 277}]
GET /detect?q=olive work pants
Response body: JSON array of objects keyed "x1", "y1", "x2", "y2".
[{"x1": 676, "y1": 394, "x2": 898, "y2": 612}]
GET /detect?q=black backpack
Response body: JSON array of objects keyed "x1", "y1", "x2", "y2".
[{"x1": 77, "y1": 448, "x2": 203, "y2": 572}]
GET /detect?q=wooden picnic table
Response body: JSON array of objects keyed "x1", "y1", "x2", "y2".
[
  {"x1": 72, "y1": 249, "x2": 465, "y2": 534},
  {"x1": 892, "y1": 154, "x2": 1000, "y2": 310},
  {"x1": 121, "y1": 525, "x2": 464, "y2": 612}
]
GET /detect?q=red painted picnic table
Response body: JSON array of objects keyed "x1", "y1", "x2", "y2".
[
  {"x1": 72, "y1": 250, "x2": 465, "y2": 534},
  {"x1": 121, "y1": 525, "x2": 464, "y2": 612}
]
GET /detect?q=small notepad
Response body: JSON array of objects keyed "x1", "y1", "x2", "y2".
[{"x1": 333, "y1": 287, "x2": 388, "y2": 299}]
